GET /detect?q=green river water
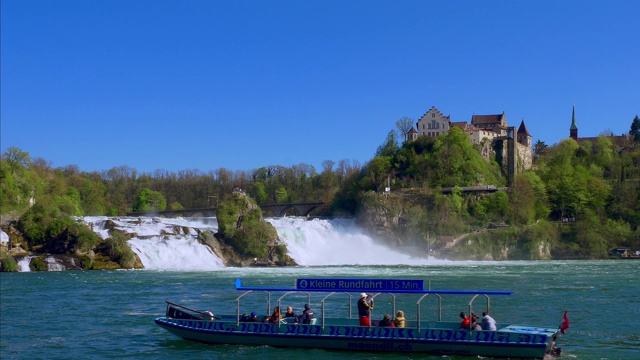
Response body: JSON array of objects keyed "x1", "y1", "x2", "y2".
[{"x1": 1, "y1": 261, "x2": 638, "y2": 359}]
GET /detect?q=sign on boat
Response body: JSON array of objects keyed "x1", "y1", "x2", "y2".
[{"x1": 154, "y1": 278, "x2": 565, "y2": 358}]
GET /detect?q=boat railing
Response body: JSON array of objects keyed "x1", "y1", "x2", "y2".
[
  {"x1": 467, "y1": 293, "x2": 491, "y2": 329},
  {"x1": 416, "y1": 293, "x2": 442, "y2": 332},
  {"x1": 232, "y1": 279, "x2": 511, "y2": 330},
  {"x1": 319, "y1": 292, "x2": 355, "y2": 329},
  {"x1": 234, "y1": 290, "x2": 254, "y2": 325}
]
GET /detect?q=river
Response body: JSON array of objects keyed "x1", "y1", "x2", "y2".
[
  {"x1": 2, "y1": 261, "x2": 639, "y2": 359},
  {"x1": 1, "y1": 217, "x2": 639, "y2": 359}
]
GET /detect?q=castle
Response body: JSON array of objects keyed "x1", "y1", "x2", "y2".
[{"x1": 406, "y1": 106, "x2": 533, "y2": 185}]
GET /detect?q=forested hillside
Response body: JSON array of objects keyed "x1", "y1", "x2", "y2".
[{"x1": 2, "y1": 116, "x2": 639, "y2": 261}]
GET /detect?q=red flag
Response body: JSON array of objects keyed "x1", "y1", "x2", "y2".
[{"x1": 560, "y1": 311, "x2": 569, "y2": 334}]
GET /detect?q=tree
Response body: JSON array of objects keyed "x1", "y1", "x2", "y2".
[
  {"x1": 375, "y1": 130, "x2": 400, "y2": 157},
  {"x1": 132, "y1": 188, "x2": 167, "y2": 211},
  {"x1": 630, "y1": 115, "x2": 640, "y2": 143},
  {"x1": 395, "y1": 116, "x2": 415, "y2": 142},
  {"x1": 2, "y1": 147, "x2": 31, "y2": 175},
  {"x1": 533, "y1": 140, "x2": 548, "y2": 159}
]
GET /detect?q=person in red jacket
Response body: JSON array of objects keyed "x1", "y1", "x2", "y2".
[{"x1": 460, "y1": 312, "x2": 470, "y2": 329}]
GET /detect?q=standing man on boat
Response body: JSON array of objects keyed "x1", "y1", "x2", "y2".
[{"x1": 357, "y1": 293, "x2": 374, "y2": 326}]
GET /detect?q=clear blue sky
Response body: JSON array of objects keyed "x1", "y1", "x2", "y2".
[{"x1": 2, "y1": 0, "x2": 639, "y2": 174}]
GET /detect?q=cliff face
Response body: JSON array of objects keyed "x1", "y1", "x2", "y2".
[{"x1": 355, "y1": 191, "x2": 553, "y2": 261}]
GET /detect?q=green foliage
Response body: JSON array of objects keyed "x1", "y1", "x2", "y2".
[
  {"x1": 132, "y1": 188, "x2": 167, "y2": 212},
  {"x1": 2, "y1": 147, "x2": 32, "y2": 175},
  {"x1": 376, "y1": 130, "x2": 400, "y2": 157},
  {"x1": 514, "y1": 221, "x2": 558, "y2": 260},
  {"x1": 54, "y1": 187, "x2": 83, "y2": 216},
  {"x1": 0, "y1": 254, "x2": 18, "y2": 272},
  {"x1": 30, "y1": 256, "x2": 48, "y2": 271},
  {"x1": 3, "y1": 110, "x2": 640, "y2": 262},
  {"x1": 96, "y1": 231, "x2": 137, "y2": 268},
  {"x1": 630, "y1": 115, "x2": 640, "y2": 142},
  {"x1": 168, "y1": 202, "x2": 185, "y2": 210},
  {"x1": 451, "y1": 229, "x2": 518, "y2": 260},
  {"x1": 17, "y1": 201, "x2": 61, "y2": 247},
  {"x1": 250, "y1": 182, "x2": 268, "y2": 204},
  {"x1": 216, "y1": 193, "x2": 278, "y2": 258},
  {"x1": 275, "y1": 186, "x2": 289, "y2": 203}
]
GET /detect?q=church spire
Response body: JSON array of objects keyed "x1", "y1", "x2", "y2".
[{"x1": 570, "y1": 105, "x2": 578, "y2": 140}]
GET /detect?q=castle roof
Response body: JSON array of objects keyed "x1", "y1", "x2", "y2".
[
  {"x1": 471, "y1": 112, "x2": 506, "y2": 125},
  {"x1": 419, "y1": 106, "x2": 450, "y2": 121},
  {"x1": 451, "y1": 122, "x2": 477, "y2": 132},
  {"x1": 517, "y1": 120, "x2": 531, "y2": 136}
]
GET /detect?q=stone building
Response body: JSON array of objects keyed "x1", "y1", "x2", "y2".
[
  {"x1": 416, "y1": 106, "x2": 450, "y2": 138},
  {"x1": 408, "y1": 106, "x2": 534, "y2": 183}
]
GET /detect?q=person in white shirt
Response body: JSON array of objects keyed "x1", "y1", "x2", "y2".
[{"x1": 481, "y1": 311, "x2": 497, "y2": 330}]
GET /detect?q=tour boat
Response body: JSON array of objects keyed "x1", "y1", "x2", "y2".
[{"x1": 155, "y1": 278, "x2": 565, "y2": 358}]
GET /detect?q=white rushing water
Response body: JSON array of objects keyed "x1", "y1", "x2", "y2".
[
  {"x1": 80, "y1": 216, "x2": 441, "y2": 270},
  {"x1": 267, "y1": 217, "x2": 430, "y2": 266},
  {"x1": 0, "y1": 229, "x2": 9, "y2": 244},
  {"x1": 17, "y1": 256, "x2": 33, "y2": 272},
  {"x1": 83, "y1": 216, "x2": 224, "y2": 271}
]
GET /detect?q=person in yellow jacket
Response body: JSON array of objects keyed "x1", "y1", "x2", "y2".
[{"x1": 393, "y1": 310, "x2": 406, "y2": 328}]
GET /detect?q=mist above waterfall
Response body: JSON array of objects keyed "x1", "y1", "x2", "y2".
[
  {"x1": 268, "y1": 217, "x2": 429, "y2": 266},
  {"x1": 82, "y1": 216, "x2": 434, "y2": 270}
]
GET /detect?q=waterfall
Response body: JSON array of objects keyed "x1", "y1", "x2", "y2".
[
  {"x1": 83, "y1": 216, "x2": 223, "y2": 271},
  {"x1": 268, "y1": 217, "x2": 430, "y2": 266},
  {"x1": 81, "y1": 216, "x2": 434, "y2": 270},
  {"x1": 17, "y1": 256, "x2": 33, "y2": 272},
  {"x1": 46, "y1": 256, "x2": 66, "y2": 271}
]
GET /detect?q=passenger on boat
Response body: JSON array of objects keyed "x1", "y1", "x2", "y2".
[
  {"x1": 300, "y1": 304, "x2": 314, "y2": 324},
  {"x1": 393, "y1": 310, "x2": 406, "y2": 328},
  {"x1": 239, "y1": 313, "x2": 249, "y2": 322},
  {"x1": 471, "y1": 312, "x2": 482, "y2": 330},
  {"x1": 481, "y1": 312, "x2": 497, "y2": 330},
  {"x1": 247, "y1": 312, "x2": 260, "y2": 322},
  {"x1": 460, "y1": 312, "x2": 471, "y2": 329},
  {"x1": 357, "y1": 293, "x2": 374, "y2": 326},
  {"x1": 284, "y1": 306, "x2": 297, "y2": 319},
  {"x1": 269, "y1": 306, "x2": 283, "y2": 324},
  {"x1": 378, "y1": 314, "x2": 394, "y2": 327}
]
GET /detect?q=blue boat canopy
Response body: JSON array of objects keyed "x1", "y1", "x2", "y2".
[{"x1": 235, "y1": 278, "x2": 512, "y2": 295}]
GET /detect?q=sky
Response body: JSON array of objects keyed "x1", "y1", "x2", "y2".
[{"x1": 2, "y1": 0, "x2": 639, "y2": 174}]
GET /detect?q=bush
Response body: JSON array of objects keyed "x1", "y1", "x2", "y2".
[
  {"x1": 17, "y1": 201, "x2": 60, "y2": 247},
  {"x1": 97, "y1": 231, "x2": 137, "y2": 268},
  {"x1": 0, "y1": 254, "x2": 18, "y2": 272},
  {"x1": 30, "y1": 256, "x2": 47, "y2": 271}
]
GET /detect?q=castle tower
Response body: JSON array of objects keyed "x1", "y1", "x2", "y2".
[
  {"x1": 406, "y1": 126, "x2": 418, "y2": 142},
  {"x1": 517, "y1": 119, "x2": 532, "y2": 147},
  {"x1": 570, "y1": 105, "x2": 578, "y2": 140}
]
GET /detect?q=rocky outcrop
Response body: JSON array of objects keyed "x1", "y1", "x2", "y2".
[
  {"x1": 357, "y1": 191, "x2": 411, "y2": 246},
  {"x1": 215, "y1": 189, "x2": 295, "y2": 266}
]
